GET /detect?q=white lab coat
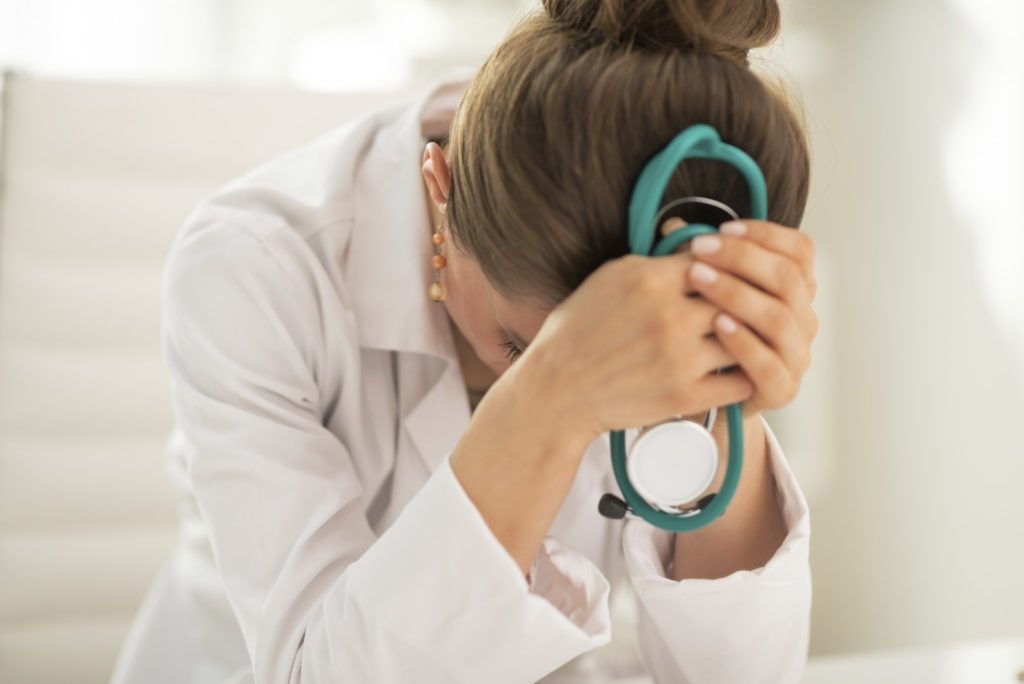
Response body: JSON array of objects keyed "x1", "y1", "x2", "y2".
[{"x1": 111, "y1": 69, "x2": 812, "y2": 684}]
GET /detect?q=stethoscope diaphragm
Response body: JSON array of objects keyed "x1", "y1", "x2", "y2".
[{"x1": 626, "y1": 417, "x2": 719, "y2": 513}]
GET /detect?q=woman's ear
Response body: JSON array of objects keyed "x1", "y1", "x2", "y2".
[{"x1": 421, "y1": 142, "x2": 451, "y2": 210}]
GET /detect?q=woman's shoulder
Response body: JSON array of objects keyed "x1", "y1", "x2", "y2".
[
  {"x1": 160, "y1": 72, "x2": 475, "y2": 367},
  {"x1": 159, "y1": 210, "x2": 368, "y2": 411},
  {"x1": 162, "y1": 97, "x2": 416, "y2": 320},
  {"x1": 171, "y1": 104, "x2": 401, "y2": 250},
  {"x1": 163, "y1": 70, "x2": 476, "y2": 306},
  {"x1": 164, "y1": 206, "x2": 335, "y2": 308}
]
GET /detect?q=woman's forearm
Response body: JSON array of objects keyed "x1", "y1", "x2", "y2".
[
  {"x1": 449, "y1": 355, "x2": 594, "y2": 577},
  {"x1": 670, "y1": 413, "x2": 788, "y2": 580}
]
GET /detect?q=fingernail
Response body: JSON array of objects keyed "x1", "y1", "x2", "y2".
[
  {"x1": 720, "y1": 221, "x2": 747, "y2": 236},
  {"x1": 690, "y1": 262, "x2": 718, "y2": 284},
  {"x1": 691, "y1": 235, "x2": 721, "y2": 254},
  {"x1": 716, "y1": 313, "x2": 738, "y2": 333}
]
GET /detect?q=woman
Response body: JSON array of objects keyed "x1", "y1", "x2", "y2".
[{"x1": 112, "y1": 0, "x2": 818, "y2": 682}]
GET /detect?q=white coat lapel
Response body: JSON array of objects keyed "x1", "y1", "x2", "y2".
[
  {"x1": 347, "y1": 73, "x2": 475, "y2": 475},
  {"x1": 401, "y1": 353, "x2": 472, "y2": 475}
]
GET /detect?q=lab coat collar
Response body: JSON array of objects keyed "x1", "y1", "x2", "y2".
[
  {"x1": 346, "y1": 69, "x2": 477, "y2": 474},
  {"x1": 346, "y1": 68, "x2": 476, "y2": 367}
]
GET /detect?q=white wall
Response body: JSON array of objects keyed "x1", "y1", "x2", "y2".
[
  {"x1": 776, "y1": 0, "x2": 1024, "y2": 656},
  {"x1": 0, "y1": 0, "x2": 527, "y2": 89}
]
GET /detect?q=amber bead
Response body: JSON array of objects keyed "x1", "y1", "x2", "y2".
[{"x1": 428, "y1": 282, "x2": 446, "y2": 301}]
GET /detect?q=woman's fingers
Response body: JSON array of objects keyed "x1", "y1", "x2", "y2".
[
  {"x1": 661, "y1": 218, "x2": 818, "y2": 332},
  {"x1": 632, "y1": 218, "x2": 818, "y2": 421},
  {"x1": 670, "y1": 294, "x2": 723, "y2": 336},
  {"x1": 686, "y1": 261, "x2": 811, "y2": 376},
  {"x1": 694, "y1": 367, "x2": 754, "y2": 414},
  {"x1": 660, "y1": 216, "x2": 686, "y2": 237},
  {"x1": 692, "y1": 335, "x2": 738, "y2": 376},
  {"x1": 720, "y1": 220, "x2": 816, "y2": 294},
  {"x1": 689, "y1": 232, "x2": 815, "y2": 333},
  {"x1": 711, "y1": 311, "x2": 802, "y2": 412},
  {"x1": 676, "y1": 253, "x2": 700, "y2": 297},
  {"x1": 659, "y1": 218, "x2": 700, "y2": 295}
]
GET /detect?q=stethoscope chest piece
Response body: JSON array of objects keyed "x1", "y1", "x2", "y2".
[{"x1": 627, "y1": 420, "x2": 718, "y2": 512}]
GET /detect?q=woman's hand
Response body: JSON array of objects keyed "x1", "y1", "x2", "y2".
[
  {"x1": 519, "y1": 242, "x2": 755, "y2": 445},
  {"x1": 665, "y1": 218, "x2": 819, "y2": 420}
]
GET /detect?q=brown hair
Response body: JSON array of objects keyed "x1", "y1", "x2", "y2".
[{"x1": 445, "y1": 0, "x2": 810, "y2": 307}]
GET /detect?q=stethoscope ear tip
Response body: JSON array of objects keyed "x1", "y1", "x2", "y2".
[{"x1": 598, "y1": 492, "x2": 630, "y2": 520}]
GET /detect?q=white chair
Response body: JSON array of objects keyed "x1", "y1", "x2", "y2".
[{"x1": 0, "y1": 69, "x2": 408, "y2": 684}]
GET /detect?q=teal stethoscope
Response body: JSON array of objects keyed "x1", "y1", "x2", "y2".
[{"x1": 598, "y1": 123, "x2": 768, "y2": 532}]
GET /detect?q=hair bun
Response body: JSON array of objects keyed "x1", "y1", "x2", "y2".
[{"x1": 542, "y1": 0, "x2": 780, "y2": 63}]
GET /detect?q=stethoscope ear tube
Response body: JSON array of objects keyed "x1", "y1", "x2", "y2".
[{"x1": 604, "y1": 123, "x2": 768, "y2": 532}]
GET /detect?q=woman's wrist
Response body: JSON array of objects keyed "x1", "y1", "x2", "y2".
[
  {"x1": 495, "y1": 347, "x2": 599, "y2": 461},
  {"x1": 450, "y1": 343, "x2": 596, "y2": 575}
]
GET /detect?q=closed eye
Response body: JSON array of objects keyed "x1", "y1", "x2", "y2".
[{"x1": 499, "y1": 337, "x2": 523, "y2": 363}]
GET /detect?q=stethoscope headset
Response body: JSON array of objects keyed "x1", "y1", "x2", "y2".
[{"x1": 597, "y1": 123, "x2": 768, "y2": 532}]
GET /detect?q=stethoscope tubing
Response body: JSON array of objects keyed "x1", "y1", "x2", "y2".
[{"x1": 608, "y1": 123, "x2": 768, "y2": 532}]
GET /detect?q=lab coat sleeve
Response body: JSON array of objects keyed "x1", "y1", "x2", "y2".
[
  {"x1": 162, "y1": 220, "x2": 611, "y2": 684},
  {"x1": 621, "y1": 415, "x2": 812, "y2": 683}
]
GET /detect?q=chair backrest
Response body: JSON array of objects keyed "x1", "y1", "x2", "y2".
[{"x1": 0, "y1": 69, "x2": 408, "y2": 684}]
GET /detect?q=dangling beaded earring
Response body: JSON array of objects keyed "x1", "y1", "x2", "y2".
[{"x1": 428, "y1": 225, "x2": 447, "y2": 302}]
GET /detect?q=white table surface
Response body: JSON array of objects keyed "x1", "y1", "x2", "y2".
[
  {"x1": 599, "y1": 581, "x2": 1022, "y2": 683},
  {"x1": 606, "y1": 638, "x2": 1024, "y2": 684},
  {"x1": 801, "y1": 638, "x2": 1024, "y2": 684}
]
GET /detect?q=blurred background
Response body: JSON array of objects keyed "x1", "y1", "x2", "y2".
[{"x1": 0, "y1": 0, "x2": 1022, "y2": 681}]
